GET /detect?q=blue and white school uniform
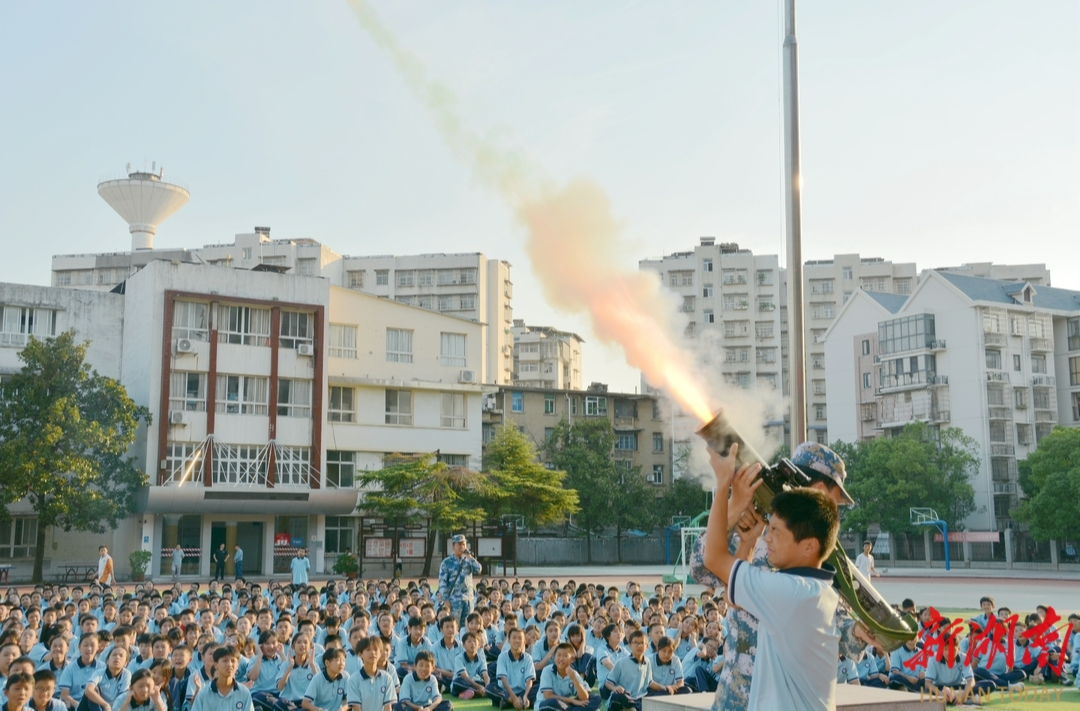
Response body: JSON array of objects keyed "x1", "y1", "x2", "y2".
[
  {"x1": 346, "y1": 668, "x2": 396, "y2": 711},
  {"x1": 486, "y1": 650, "x2": 536, "y2": 702},
  {"x1": 537, "y1": 666, "x2": 599, "y2": 711},
  {"x1": 58, "y1": 658, "x2": 106, "y2": 703},
  {"x1": 190, "y1": 680, "x2": 254, "y2": 711},
  {"x1": 302, "y1": 671, "x2": 349, "y2": 711}
]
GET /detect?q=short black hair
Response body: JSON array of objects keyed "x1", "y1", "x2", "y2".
[{"x1": 770, "y1": 489, "x2": 839, "y2": 563}]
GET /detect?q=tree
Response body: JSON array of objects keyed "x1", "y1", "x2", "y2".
[
  {"x1": 1015, "y1": 427, "x2": 1080, "y2": 542},
  {"x1": 835, "y1": 423, "x2": 979, "y2": 543},
  {"x1": 0, "y1": 332, "x2": 151, "y2": 583},
  {"x1": 655, "y1": 477, "x2": 710, "y2": 527},
  {"x1": 608, "y1": 463, "x2": 659, "y2": 562},
  {"x1": 543, "y1": 418, "x2": 617, "y2": 562},
  {"x1": 480, "y1": 426, "x2": 578, "y2": 530},
  {"x1": 356, "y1": 454, "x2": 488, "y2": 576}
]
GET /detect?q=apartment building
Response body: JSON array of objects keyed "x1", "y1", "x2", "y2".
[
  {"x1": 825, "y1": 270, "x2": 1080, "y2": 531},
  {"x1": 53, "y1": 229, "x2": 513, "y2": 385},
  {"x1": 1, "y1": 260, "x2": 484, "y2": 580},
  {"x1": 510, "y1": 320, "x2": 584, "y2": 390},
  {"x1": 481, "y1": 384, "x2": 673, "y2": 490}
]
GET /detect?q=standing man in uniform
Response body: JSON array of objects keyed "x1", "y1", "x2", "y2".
[
  {"x1": 437, "y1": 534, "x2": 481, "y2": 627},
  {"x1": 212, "y1": 544, "x2": 229, "y2": 582},
  {"x1": 233, "y1": 544, "x2": 245, "y2": 581}
]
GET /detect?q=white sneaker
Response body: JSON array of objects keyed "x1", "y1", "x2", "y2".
[{"x1": 1008, "y1": 682, "x2": 1025, "y2": 692}]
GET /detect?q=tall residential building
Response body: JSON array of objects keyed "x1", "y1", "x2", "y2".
[
  {"x1": 481, "y1": 383, "x2": 673, "y2": 490},
  {"x1": 1, "y1": 260, "x2": 485, "y2": 580},
  {"x1": 824, "y1": 270, "x2": 1080, "y2": 531},
  {"x1": 510, "y1": 320, "x2": 584, "y2": 390}
]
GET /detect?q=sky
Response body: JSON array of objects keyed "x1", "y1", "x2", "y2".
[{"x1": 1, "y1": 1, "x2": 1077, "y2": 393}]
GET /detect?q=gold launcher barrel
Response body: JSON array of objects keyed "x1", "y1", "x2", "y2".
[{"x1": 695, "y1": 412, "x2": 917, "y2": 651}]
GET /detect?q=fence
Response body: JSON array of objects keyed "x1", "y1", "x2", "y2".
[{"x1": 514, "y1": 536, "x2": 666, "y2": 566}]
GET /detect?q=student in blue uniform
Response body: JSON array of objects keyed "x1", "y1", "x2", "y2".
[
  {"x1": 346, "y1": 638, "x2": 396, "y2": 711},
  {"x1": 300, "y1": 649, "x2": 348, "y2": 711},
  {"x1": 887, "y1": 638, "x2": 923, "y2": 692},
  {"x1": 448, "y1": 634, "x2": 487, "y2": 700},
  {"x1": 4, "y1": 673, "x2": 34, "y2": 711},
  {"x1": 81, "y1": 647, "x2": 131, "y2": 711},
  {"x1": 604, "y1": 631, "x2": 660, "y2": 711},
  {"x1": 30, "y1": 671, "x2": 67, "y2": 711},
  {"x1": 536, "y1": 644, "x2": 599, "y2": 711},
  {"x1": 593, "y1": 626, "x2": 627, "y2": 699},
  {"x1": 395, "y1": 653, "x2": 449, "y2": 711},
  {"x1": 646, "y1": 638, "x2": 687, "y2": 697},
  {"x1": 190, "y1": 647, "x2": 253, "y2": 711},
  {"x1": 485, "y1": 630, "x2": 535, "y2": 708},
  {"x1": 394, "y1": 620, "x2": 434, "y2": 683},
  {"x1": 58, "y1": 636, "x2": 104, "y2": 710},
  {"x1": 118, "y1": 669, "x2": 167, "y2": 711}
]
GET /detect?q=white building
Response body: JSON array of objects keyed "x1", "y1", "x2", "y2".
[
  {"x1": 510, "y1": 320, "x2": 584, "y2": 390},
  {"x1": 1, "y1": 260, "x2": 484, "y2": 580},
  {"x1": 824, "y1": 270, "x2": 1080, "y2": 531}
]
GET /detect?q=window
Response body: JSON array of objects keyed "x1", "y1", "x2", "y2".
[
  {"x1": 328, "y1": 386, "x2": 355, "y2": 422},
  {"x1": 170, "y1": 372, "x2": 207, "y2": 412},
  {"x1": 260, "y1": 255, "x2": 284, "y2": 266},
  {"x1": 437, "y1": 295, "x2": 454, "y2": 310},
  {"x1": 0, "y1": 305, "x2": 57, "y2": 347},
  {"x1": 0, "y1": 517, "x2": 37, "y2": 559},
  {"x1": 212, "y1": 445, "x2": 266, "y2": 485},
  {"x1": 1071, "y1": 356, "x2": 1080, "y2": 387},
  {"x1": 218, "y1": 305, "x2": 271, "y2": 346},
  {"x1": 215, "y1": 375, "x2": 269, "y2": 415},
  {"x1": 437, "y1": 268, "x2": 476, "y2": 285},
  {"x1": 1068, "y1": 318, "x2": 1080, "y2": 351},
  {"x1": 1033, "y1": 388, "x2": 1051, "y2": 410},
  {"x1": 653, "y1": 432, "x2": 664, "y2": 452},
  {"x1": 511, "y1": 391, "x2": 524, "y2": 413},
  {"x1": 615, "y1": 432, "x2": 637, "y2": 451},
  {"x1": 1014, "y1": 387, "x2": 1028, "y2": 409},
  {"x1": 296, "y1": 258, "x2": 317, "y2": 276},
  {"x1": 842, "y1": 267, "x2": 853, "y2": 281},
  {"x1": 279, "y1": 311, "x2": 312, "y2": 349},
  {"x1": 173, "y1": 301, "x2": 209, "y2": 341},
  {"x1": 441, "y1": 393, "x2": 466, "y2": 428},
  {"x1": 324, "y1": 515, "x2": 353, "y2": 552},
  {"x1": 702, "y1": 259, "x2": 713, "y2": 272},
  {"x1": 877, "y1": 314, "x2": 936, "y2": 355},
  {"x1": 275, "y1": 445, "x2": 310, "y2": 486},
  {"x1": 385, "y1": 390, "x2": 413, "y2": 425},
  {"x1": 328, "y1": 324, "x2": 357, "y2": 358},
  {"x1": 164, "y1": 442, "x2": 203, "y2": 485},
  {"x1": 1013, "y1": 354, "x2": 1022, "y2": 371},
  {"x1": 814, "y1": 404, "x2": 827, "y2": 421},
  {"x1": 460, "y1": 294, "x2": 476, "y2": 310},
  {"x1": 895, "y1": 278, "x2": 912, "y2": 295},
  {"x1": 812, "y1": 354, "x2": 825, "y2": 369},
  {"x1": 386, "y1": 328, "x2": 414, "y2": 363},
  {"x1": 544, "y1": 394, "x2": 555, "y2": 415},
  {"x1": 277, "y1": 380, "x2": 312, "y2": 418},
  {"x1": 440, "y1": 333, "x2": 467, "y2": 367},
  {"x1": 682, "y1": 296, "x2": 695, "y2": 312},
  {"x1": 417, "y1": 270, "x2": 434, "y2": 286},
  {"x1": 702, "y1": 285, "x2": 714, "y2": 298},
  {"x1": 585, "y1": 396, "x2": 607, "y2": 416},
  {"x1": 1031, "y1": 355, "x2": 1047, "y2": 374},
  {"x1": 862, "y1": 340, "x2": 870, "y2": 356},
  {"x1": 810, "y1": 279, "x2": 834, "y2": 295},
  {"x1": 438, "y1": 453, "x2": 469, "y2": 467},
  {"x1": 347, "y1": 270, "x2": 364, "y2": 290},
  {"x1": 843, "y1": 292, "x2": 853, "y2": 304},
  {"x1": 812, "y1": 380, "x2": 826, "y2": 396},
  {"x1": 863, "y1": 373, "x2": 871, "y2": 389},
  {"x1": 54, "y1": 272, "x2": 72, "y2": 286},
  {"x1": 375, "y1": 270, "x2": 389, "y2": 286},
  {"x1": 648, "y1": 465, "x2": 664, "y2": 484},
  {"x1": 704, "y1": 310, "x2": 715, "y2": 324},
  {"x1": 395, "y1": 295, "x2": 417, "y2": 306},
  {"x1": 815, "y1": 429, "x2": 828, "y2": 444},
  {"x1": 989, "y1": 420, "x2": 1009, "y2": 443},
  {"x1": 77, "y1": 270, "x2": 93, "y2": 285},
  {"x1": 544, "y1": 427, "x2": 555, "y2": 442},
  {"x1": 757, "y1": 270, "x2": 773, "y2": 286},
  {"x1": 755, "y1": 322, "x2": 774, "y2": 340},
  {"x1": 396, "y1": 270, "x2": 415, "y2": 287},
  {"x1": 985, "y1": 349, "x2": 1002, "y2": 370}
]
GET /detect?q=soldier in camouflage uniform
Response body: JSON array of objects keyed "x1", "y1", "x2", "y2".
[
  {"x1": 689, "y1": 442, "x2": 874, "y2": 711},
  {"x1": 437, "y1": 533, "x2": 482, "y2": 626}
]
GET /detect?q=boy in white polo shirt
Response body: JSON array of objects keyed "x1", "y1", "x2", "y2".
[{"x1": 702, "y1": 443, "x2": 841, "y2": 711}]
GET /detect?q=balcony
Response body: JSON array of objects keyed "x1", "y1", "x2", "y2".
[
  {"x1": 1031, "y1": 375, "x2": 1056, "y2": 386},
  {"x1": 988, "y1": 407, "x2": 1011, "y2": 420},
  {"x1": 614, "y1": 416, "x2": 638, "y2": 429},
  {"x1": 987, "y1": 372, "x2": 1011, "y2": 383},
  {"x1": 928, "y1": 375, "x2": 949, "y2": 386},
  {"x1": 1074, "y1": 405, "x2": 1080, "y2": 422},
  {"x1": 876, "y1": 371, "x2": 940, "y2": 394},
  {"x1": 984, "y1": 332, "x2": 1007, "y2": 346},
  {"x1": 1029, "y1": 337, "x2": 1052, "y2": 352},
  {"x1": 991, "y1": 444, "x2": 1015, "y2": 457},
  {"x1": 758, "y1": 302, "x2": 776, "y2": 312},
  {"x1": 723, "y1": 275, "x2": 747, "y2": 285},
  {"x1": 1070, "y1": 335, "x2": 1080, "y2": 351},
  {"x1": 1034, "y1": 411, "x2": 1056, "y2": 423}
]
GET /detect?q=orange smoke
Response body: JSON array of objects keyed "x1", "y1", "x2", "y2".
[{"x1": 348, "y1": 0, "x2": 715, "y2": 423}]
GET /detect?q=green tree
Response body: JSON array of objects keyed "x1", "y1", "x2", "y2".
[
  {"x1": 609, "y1": 463, "x2": 659, "y2": 562},
  {"x1": 480, "y1": 426, "x2": 578, "y2": 530},
  {"x1": 1015, "y1": 427, "x2": 1080, "y2": 542},
  {"x1": 836, "y1": 423, "x2": 978, "y2": 543},
  {"x1": 356, "y1": 454, "x2": 488, "y2": 576},
  {"x1": 0, "y1": 331, "x2": 151, "y2": 583},
  {"x1": 543, "y1": 418, "x2": 617, "y2": 562},
  {"x1": 655, "y1": 477, "x2": 710, "y2": 526}
]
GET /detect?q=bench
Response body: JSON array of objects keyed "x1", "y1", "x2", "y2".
[
  {"x1": 0, "y1": 564, "x2": 12, "y2": 583},
  {"x1": 53, "y1": 562, "x2": 98, "y2": 583}
]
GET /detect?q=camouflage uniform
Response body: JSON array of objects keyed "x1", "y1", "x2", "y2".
[
  {"x1": 436, "y1": 553, "x2": 481, "y2": 625},
  {"x1": 690, "y1": 534, "x2": 866, "y2": 711}
]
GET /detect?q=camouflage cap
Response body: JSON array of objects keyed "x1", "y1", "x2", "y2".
[
  {"x1": 450, "y1": 534, "x2": 467, "y2": 544},
  {"x1": 791, "y1": 442, "x2": 854, "y2": 505}
]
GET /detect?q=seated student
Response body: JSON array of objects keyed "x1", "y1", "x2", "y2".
[
  {"x1": 146, "y1": 661, "x2": 172, "y2": 710},
  {"x1": 855, "y1": 647, "x2": 889, "y2": 689},
  {"x1": 431, "y1": 620, "x2": 463, "y2": 694},
  {"x1": 81, "y1": 646, "x2": 132, "y2": 711},
  {"x1": 394, "y1": 620, "x2": 434, "y2": 683},
  {"x1": 5, "y1": 672, "x2": 35, "y2": 711},
  {"x1": 593, "y1": 625, "x2": 627, "y2": 700},
  {"x1": 887, "y1": 637, "x2": 924, "y2": 692},
  {"x1": 117, "y1": 669, "x2": 166, "y2": 711},
  {"x1": 185, "y1": 642, "x2": 219, "y2": 711},
  {"x1": 647, "y1": 638, "x2": 688, "y2": 696},
  {"x1": 836, "y1": 654, "x2": 859, "y2": 685},
  {"x1": 530, "y1": 625, "x2": 561, "y2": 675},
  {"x1": 560, "y1": 627, "x2": 593, "y2": 688},
  {"x1": 190, "y1": 647, "x2": 253, "y2": 711},
  {"x1": 32, "y1": 670, "x2": 67, "y2": 711},
  {"x1": 395, "y1": 652, "x2": 449, "y2": 711},
  {"x1": 300, "y1": 649, "x2": 348, "y2": 711},
  {"x1": 1066, "y1": 614, "x2": 1080, "y2": 682},
  {"x1": 448, "y1": 633, "x2": 487, "y2": 700},
  {"x1": 485, "y1": 629, "x2": 535, "y2": 709},
  {"x1": 969, "y1": 598, "x2": 995, "y2": 632},
  {"x1": 604, "y1": 630, "x2": 661, "y2": 711},
  {"x1": 971, "y1": 628, "x2": 1026, "y2": 692},
  {"x1": 58, "y1": 635, "x2": 105, "y2": 710},
  {"x1": 679, "y1": 637, "x2": 719, "y2": 693},
  {"x1": 37, "y1": 638, "x2": 70, "y2": 687},
  {"x1": 701, "y1": 443, "x2": 845, "y2": 711},
  {"x1": 536, "y1": 644, "x2": 599, "y2": 711},
  {"x1": 276, "y1": 635, "x2": 319, "y2": 711},
  {"x1": 346, "y1": 638, "x2": 395, "y2": 711},
  {"x1": 924, "y1": 626, "x2": 994, "y2": 705},
  {"x1": 247, "y1": 633, "x2": 285, "y2": 711}
]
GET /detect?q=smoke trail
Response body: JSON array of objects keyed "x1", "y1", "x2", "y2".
[{"x1": 348, "y1": 0, "x2": 714, "y2": 422}]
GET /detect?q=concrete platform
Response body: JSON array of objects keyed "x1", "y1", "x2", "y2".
[{"x1": 641, "y1": 686, "x2": 943, "y2": 711}]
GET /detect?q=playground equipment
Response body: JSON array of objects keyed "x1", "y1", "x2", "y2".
[
  {"x1": 911, "y1": 507, "x2": 950, "y2": 571},
  {"x1": 663, "y1": 511, "x2": 707, "y2": 583}
]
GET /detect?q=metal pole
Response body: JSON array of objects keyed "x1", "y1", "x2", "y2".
[{"x1": 782, "y1": 0, "x2": 807, "y2": 450}]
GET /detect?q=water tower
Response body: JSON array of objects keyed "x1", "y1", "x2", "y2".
[{"x1": 98, "y1": 163, "x2": 190, "y2": 250}]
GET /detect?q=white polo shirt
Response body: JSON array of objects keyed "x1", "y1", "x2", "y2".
[{"x1": 728, "y1": 559, "x2": 839, "y2": 711}]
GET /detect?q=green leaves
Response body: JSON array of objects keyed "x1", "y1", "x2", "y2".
[
  {"x1": 357, "y1": 454, "x2": 489, "y2": 532},
  {"x1": 1014, "y1": 427, "x2": 1080, "y2": 542},
  {"x1": 481, "y1": 426, "x2": 578, "y2": 529},
  {"x1": 0, "y1": 331, "x2": 151, "y2": 581}
]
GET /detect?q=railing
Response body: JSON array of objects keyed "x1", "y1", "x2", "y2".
[
  {"x1": 0, "y1": 332, "x2": 29, "y2": 347},
  {"x1": 1069, "y1": 335, "x2": 1080, "y2": 351},
  {"x1": 1032, "y1": 376, "x2": 1056, "y2": 386},
  {"x1": 613, "y1": 416, "x2": 637, "y2": 428},
  {"x1": 1029, "y1": 337, "x2": 1052, "y2": 352},
  {"x1": 1074, "y1": 405, "x2": 1080, "y2": 422},
  {"x1": 755, "y1": 332, "x2": 774, "y2": 341},
  {"x1": 987, "y1": 372, "x2": 1011, "y2": 382},
  {"x1": 1034, "y1": 411, "x2": 1056, "y2": 423},
  {"x1": 991, "y1": 444, "x2": 1015, "y2": 457},
  {"x1": 988, "y1": 407, "x2": 1011, "y2": 420},
  {"x1": 984, "y1": 332, "x2": 1007, "y2": 346},
  {"x1": 930, "y1": 340, "x2": 947, "y2": 350},
  {"x1": 931, "y1": 410, "x2": 950, "y2": 422},
  {"x1": 723, "y1": 275, "x2": 747, "y2": 285},
  {"x1": 758, "y1": 303, "x2": 776, "y2": 311}
]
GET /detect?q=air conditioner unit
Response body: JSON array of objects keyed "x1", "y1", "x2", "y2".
[
  {"x1": 176, "y1": 339, "x2": 195, "y2": 354},
  {"x1": 458, "y1": 369, "x2": 477, "y2": 384},
  {"x1": 297, "y1": 343, "x2": 315, "y2": 356},
  {"x1": 169, "y1": 411, "x2": 188, "y2": 426}
]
